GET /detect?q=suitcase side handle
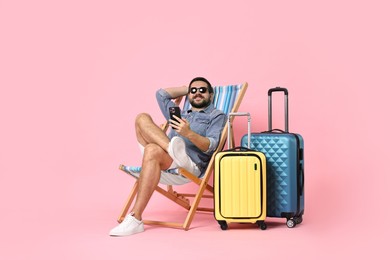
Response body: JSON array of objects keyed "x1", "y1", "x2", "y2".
[
  {"x1": 228, "y1": 112, "x2": 251, "y2": 149},
  {"x1": 261, "y1": 128, "x2": 287, "y2": 134},
  {"x1": 268, "y1": 86, "x2": 289, "y2": 132},
  {"x1": 299, "y1": 168, "x2": 304, "y2": 196},
  {"x1": 224, "y1": 146, "x2": 254, "y2": 152}
]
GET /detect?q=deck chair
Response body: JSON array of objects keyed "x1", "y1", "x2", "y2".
[{"x1": 117, "y1": 82, "x2": 248, "y2": 230}]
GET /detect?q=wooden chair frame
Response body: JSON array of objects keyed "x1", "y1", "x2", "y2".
[{"x1": 117, "y1": 82, "x2": 248, "y2": 230}]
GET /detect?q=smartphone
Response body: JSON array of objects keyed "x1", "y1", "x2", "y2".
[{"x1": 169, "y1": 107, "x2": 181, "y2": 129}]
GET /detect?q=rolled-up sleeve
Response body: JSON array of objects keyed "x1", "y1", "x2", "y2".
[
  {"x1": 156, "y1": 88, "x2": 176, "y2": 120},
  {"x1": 204, "y1": 112, "x2": 227, "y2": 155},
  {"x1": 206, "y1": 137, "x2": 217, "y2": 154}
]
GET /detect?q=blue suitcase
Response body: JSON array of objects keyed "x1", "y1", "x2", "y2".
[{"x1": 241, "y1": 87, "x2": 304, "y2": 228}]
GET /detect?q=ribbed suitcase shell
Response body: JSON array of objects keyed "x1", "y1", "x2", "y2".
[
  {"x1": 214, "y1": 112, "x2": 267, "y2": 230},
  {"x1": 241, "y1": 133, "x2": 304, "y2": 220},
  {"x1": 214, "y1": 151, "x2": 267, "y2": 222},
  {"x1": 241, "y1": 87, "x2": 304, "y2": 228}
]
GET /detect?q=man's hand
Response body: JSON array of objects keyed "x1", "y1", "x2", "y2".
[
  {"x1": 169, "y1": 116, "x2": 191, "y2": 136},
  {"x1": 169, "y1": 116, "x2": 210, "y2": 152}
]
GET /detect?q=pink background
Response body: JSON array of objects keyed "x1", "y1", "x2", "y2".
[{"x1": 1, "y1": 0, "x2": 389, "y2": 259}]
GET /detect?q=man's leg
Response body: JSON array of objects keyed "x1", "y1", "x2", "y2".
[
  {"x1": 110, "y1": 143, "x2": 173, "y2": 236},
  {"x1": 132, "y1": 112, "x2": 173, "y2": 220},
  {"x1": 110, "y1": 113, "x2": 174, "y2": 236},
  {"x1": 135, "y1": 113, "x2": 170, "y2": 151},
  {"x1": 131, "y1": 143, "x2": 173, "y2": 220}
]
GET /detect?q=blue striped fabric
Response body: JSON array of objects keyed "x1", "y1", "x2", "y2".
[{"x1": 126, "y1": 165, "x2": 179, "y2": 175}]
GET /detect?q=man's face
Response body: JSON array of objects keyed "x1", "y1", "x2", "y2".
[{"x1": 188, "y1": 80, "x2": 212, "y2": 109}]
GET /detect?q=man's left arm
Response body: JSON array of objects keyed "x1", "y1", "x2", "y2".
[
  {"x1": 201, "y1": 113, "x2": 227, "y2": 154},
  {"x1": 174, "y1": 112, "x2": 227, "y2": 153},
  {"x1": 182, "y1": 127, "x2": 211, "y2": 152}
]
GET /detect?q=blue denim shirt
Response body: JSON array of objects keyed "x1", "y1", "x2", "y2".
[{"x1": 156, "y1": 88, "x2": 227, "y2": 175}]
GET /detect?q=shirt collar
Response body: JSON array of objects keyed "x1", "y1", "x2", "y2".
[{"x1": 187, "y1": 103, "x2": 215, "y2": 114}]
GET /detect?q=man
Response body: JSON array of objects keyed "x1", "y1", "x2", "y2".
[{"x1": 109, "y1": 77, "x2": 227, "y2": 236}]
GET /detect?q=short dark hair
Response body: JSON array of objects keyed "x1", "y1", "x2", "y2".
[{"x1": 188, "y1": 77, "x2": 213, "y2": 94}]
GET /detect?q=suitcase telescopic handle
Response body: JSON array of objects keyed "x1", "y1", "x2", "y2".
[
  {"x1": 228, "y1": 112, "x2": 251, "y2": 149},
  {"x1": 268, "y1": 87, "x2": 289, "y2": 132}
]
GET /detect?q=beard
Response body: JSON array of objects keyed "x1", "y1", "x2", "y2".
[{"x1": 190, "y1": 95, "x2": 212, "y2": 109}]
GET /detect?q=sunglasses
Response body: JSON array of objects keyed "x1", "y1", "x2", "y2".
[{"x1": 190, "y1": 87, "x2": 208, "y2": 94}]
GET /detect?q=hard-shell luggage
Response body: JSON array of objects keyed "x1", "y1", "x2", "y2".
[
  {"x1": 241, "y1": 87, "x2": 304, "y2": 228},
  {"x1": 214, "y1": 112, "x2": 267, "y2": 230}
]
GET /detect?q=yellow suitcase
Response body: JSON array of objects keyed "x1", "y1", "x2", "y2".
[{"x1": 214, "y1": 112, "x2": 267, "y2": 230}]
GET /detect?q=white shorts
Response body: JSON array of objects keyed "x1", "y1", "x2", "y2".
[{"x1": 135, "y1": 143, "x2": 200, "y2": 185}]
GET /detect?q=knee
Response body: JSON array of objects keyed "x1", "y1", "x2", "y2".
[
  {"x1": 135, "y1": 113, "x2": 152, "y2": 127},
  {"x1": 143, "y1": 144, "x2": 165, "y2": 160}
]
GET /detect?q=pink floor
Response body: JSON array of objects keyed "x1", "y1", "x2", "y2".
[{"x1": 2, "y1": 170, "x2": 386, "y2": 260}]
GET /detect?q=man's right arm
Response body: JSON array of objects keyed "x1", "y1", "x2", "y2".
[
  {"x1": 156, "y1": 86, "x2": 187, "y2": 121},
  {"x1": 163, "y1": 86, "x2": 188, "y2": 99}
]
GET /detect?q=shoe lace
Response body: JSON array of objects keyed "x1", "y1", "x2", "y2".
[{"x1": 122, "y1": 212, "x2": 136, "y2": 225}]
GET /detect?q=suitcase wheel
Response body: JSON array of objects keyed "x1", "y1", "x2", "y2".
[
  {"x1": 294, "y1": 215, "x2": 303, "y2": 225},
  {"x1": 218, "y1": 221, "x2": 228, "y2": 230},
  {"x1": 257, "y1": 221, "x2": 267, "y2": 230},
  {"x1": 286, "y1": 219, "x2": 296, "y2": 228}
]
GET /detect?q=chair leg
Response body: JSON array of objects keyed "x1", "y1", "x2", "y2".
[
  {"x1": 117, "y1": 181, "x2": 139, "y2": 223},
  {"x1": 182, "y1": 176, "x2": 212, "y2": 230},
  {"x1": 154, "y1": 185, "x2": 190, "y2": 210}
]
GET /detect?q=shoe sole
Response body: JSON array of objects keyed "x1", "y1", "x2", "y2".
[{"x1": 109, "y1": 228, "x2": 144, "y2": 237}]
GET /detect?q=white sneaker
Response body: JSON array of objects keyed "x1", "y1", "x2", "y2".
[{"x1": 109, "y1": 213, "x2": 144, "y2": 236}]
